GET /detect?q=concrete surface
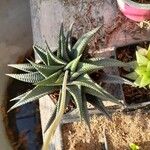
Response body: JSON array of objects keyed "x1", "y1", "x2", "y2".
[{"x1": 0, "y1": 0, "x2": 33, "y2": 149}]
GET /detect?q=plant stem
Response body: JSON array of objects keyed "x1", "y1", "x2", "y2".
[{"x1": 42, "y1": 70, "x2": 68, "y2": 150}]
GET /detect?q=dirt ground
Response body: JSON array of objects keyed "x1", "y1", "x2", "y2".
[{"x1": 63, "y1": 109, "x2": 150, "y2": 150}]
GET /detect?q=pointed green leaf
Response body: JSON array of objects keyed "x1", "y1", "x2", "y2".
[
  {"x1": 66, "y1": 23, "x2": 74, "y2": 58},
  {"x1": 82, "y1": 93, "x2": 91, "y2": 131},
  {"x1": 86, "y1": 94, "x2": 111, "y2": 119},
  {"x1": 9, "y1": 94, "x2": 42, "y2": 112},
  {"x1": 46, "y1": 50, "x2": 58, "y2": 66},
  {"x1": 28, "y1": 59, "x2": 63, "y2": 77},
  {"x1": 8, "y1": 63, "x2": 35, "y2": 72},
  {"x1": 71, "y1": 58, "x2": 127, "y2": 80},
  {"x1": 136, "y1": 51, "x2": 149, "y2": 66},
  {"x1": 6, "y1": 72, "x2": 44, "y2": 83},
  {"x1": 146, "y1": 61, "x2": 150, "y2": 71},
  {"x1": 65, "y1": 55, "x2": 82, "y2": 72},
  {"x1": 147, "y1": 45, "x2": 150, "y2": 60},
  {"x1": 8, "y1": 86, "x2": 58, "y2": 112},
  {"x1": 44, "y1": 105, "x2": 57, "y2": 133},
  {"x1": 125, "y1": 72, "x2": 138, "y2": 81},
  {"x1": 137, "y1": 46, "x2": 148, "y2": 56},
  {"x1": 84, "y1": 87, "x2": 107, "y2": 100},
  {"x1": 135, "y1": 66, "x2": 146, "y2": 76},
  {"x1": 67, "y1": 85, "x2": 83, "y2": 121},
  {"x1": 148, "y1": 44, "x2": 150, "y2": 51},
  {"x1": 57, "y1": 23, "x2": 63, "y2": 58},
  {"x1": 45, "y1": 40, "x2": 66, "y2": 65},
  {"x1": 85, "y1": 58, "x2": 127, "y2": 67},
  {"x1": 70, "y1": 74, "x2": 121, "y2": 104},
  {"x1": 71, "y1": 62, "x2": 101, "y2": 80},
  {"x1": 59, "y1": 23, "x2": 70, "y2": 61},
  {"x1": 33, "y1": 45, "x2": 47, "y2": 65},
  {"x1": 134, "y1": 76, "x2": 142, "y2": 87},
  {"x1": 35, "y1": 70, "x2": 62, "y2": 86},
  {"x1": 55, "y1": 72, "x2": 64, "y2": 84},
  {"x1": 70, "y1": 55, "x2": 82, "y2": 72},
  {"x1": 10, "y1": 91, "x2": 30, "y2": 101},
  {"x1": 140, "y1": 75, "x2": 150, "y2": 87},
  {"x1": 72, "y1": 27, "x2": 100, "y2": 58},
  {"x1": 84, "y1": 86, "x2": 121, "y2": 105},
  {"x1": 124, "y1": 61, "x2": 137, "y2": 71},
  {"x1": 101, "y1": 74, "x2": 136, "y2": 87},
  {"x1": 59, "y1": 23, "x2": 65, "y2": 58},
  {"x1": 24, "y1": 86, "x2": 58, "y2": 101}
]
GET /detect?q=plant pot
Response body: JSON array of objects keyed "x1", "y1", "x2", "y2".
[
  {"x1": 116, "y1": 0, "x2": 150, "y2": 21},
  {"x1": 116, "y1": 40, "x2": 150, "y2": 110},
  {"x1": 6, "y1": 51, "x2": 43, "y2": 150},
  {"x1": 0, "y1": 47, "x2": 33, "y2": 149},
  {"x1": 0, "y1": 0, "x2": 33, "y2": 148},
  {"x1": 0, "y1": 48, "x2": 42, "y2": 150}
]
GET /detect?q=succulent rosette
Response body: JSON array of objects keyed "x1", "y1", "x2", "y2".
[
  {"x1": 125, "y1": 45, "x2": 150, "y2": 88},
  {"x1": 6, "y1": 24, "x2": 133, "y2": 149}
]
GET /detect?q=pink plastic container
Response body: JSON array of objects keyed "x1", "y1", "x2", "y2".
[{"x1": 117, "y1": 0, "x2": 150, "y2": 21}]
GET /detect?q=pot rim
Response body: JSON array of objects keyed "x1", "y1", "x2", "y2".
[{"x1": 117, "y1": 0, "x2": 150, "y2": 10}]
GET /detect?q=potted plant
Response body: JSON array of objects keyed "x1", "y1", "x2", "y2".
[
  {"x1": 6, "y1": 24, "x2": 134, "y2": 149},
  {"x1": 116, "y1": 41, "x2": 150, "y2": 109},
  {"x1": 116, "y1": 0, "x2": 150, "y2": 21}
]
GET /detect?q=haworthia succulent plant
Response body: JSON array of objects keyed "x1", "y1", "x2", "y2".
[
  {"x1": 7, "y1": 23, "x2": 133, "y2": 149},
  {"x1": 125, "y1": 45, "x2": 150, "y2": 88}
]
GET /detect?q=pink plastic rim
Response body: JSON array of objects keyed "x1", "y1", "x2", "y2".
[{"x1": 117, "y1": 0, "x2": 150, "y2": 21}]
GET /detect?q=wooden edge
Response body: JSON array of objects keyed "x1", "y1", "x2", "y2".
[
  {"x1": 125, "y1": 101, "x2": 150, "y2": 110},
  {"x1": 62, "y1": 105, "x2": 122, "y2": 124}
]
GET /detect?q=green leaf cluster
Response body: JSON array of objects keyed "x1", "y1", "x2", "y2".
[
  {"x1": 6, "y1": 23, "x2": 133, "y2": 148},
  {"x1": 129, "y1": 143, "x2": 140, "y2": 150},
  {"x1": 125, "y1": 45, "x2": 150, "y2": 88}
]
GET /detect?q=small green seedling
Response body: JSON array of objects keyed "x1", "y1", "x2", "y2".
[{"x1": 129, "y1": 143, "x2": 140, "y2": 150}]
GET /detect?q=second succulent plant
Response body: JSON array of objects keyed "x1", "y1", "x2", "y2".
[{"x1": 125, "y1": 45, "x2": 150, "y2": 88}]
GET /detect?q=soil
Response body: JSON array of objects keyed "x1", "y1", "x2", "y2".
[
  {"x1": 132, "y1": 0, "x2": 150, "y2": 4},
  {"x1": 116, "y1": 41, "x2": 150, "y2": 105},
  {"x1": 63, "y1": 109, "x2": 150, "y2": 150},
  {"x1": 49, "y1": 91, "x2": 76, "y2": 113},
  {"x1": 4, "y1": 50, "x2": 43, "y2": 150}
]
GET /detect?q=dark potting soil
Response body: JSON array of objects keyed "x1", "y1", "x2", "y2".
[
  {"x1": 116, "y1": 41, "x2": 150, "y2": 105},
  {"x1": 6, "y1": 51, "x2": 42, "y2": 150},
  {"x1": 49, "y1": 69, "x2": 106, "y2": 114},
  {"x1": 132, "y1": 0, "x2": 150, "y2": 4},
  {"x1": 49, "y1": 91, "x2": 76, "y2": 113}
]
